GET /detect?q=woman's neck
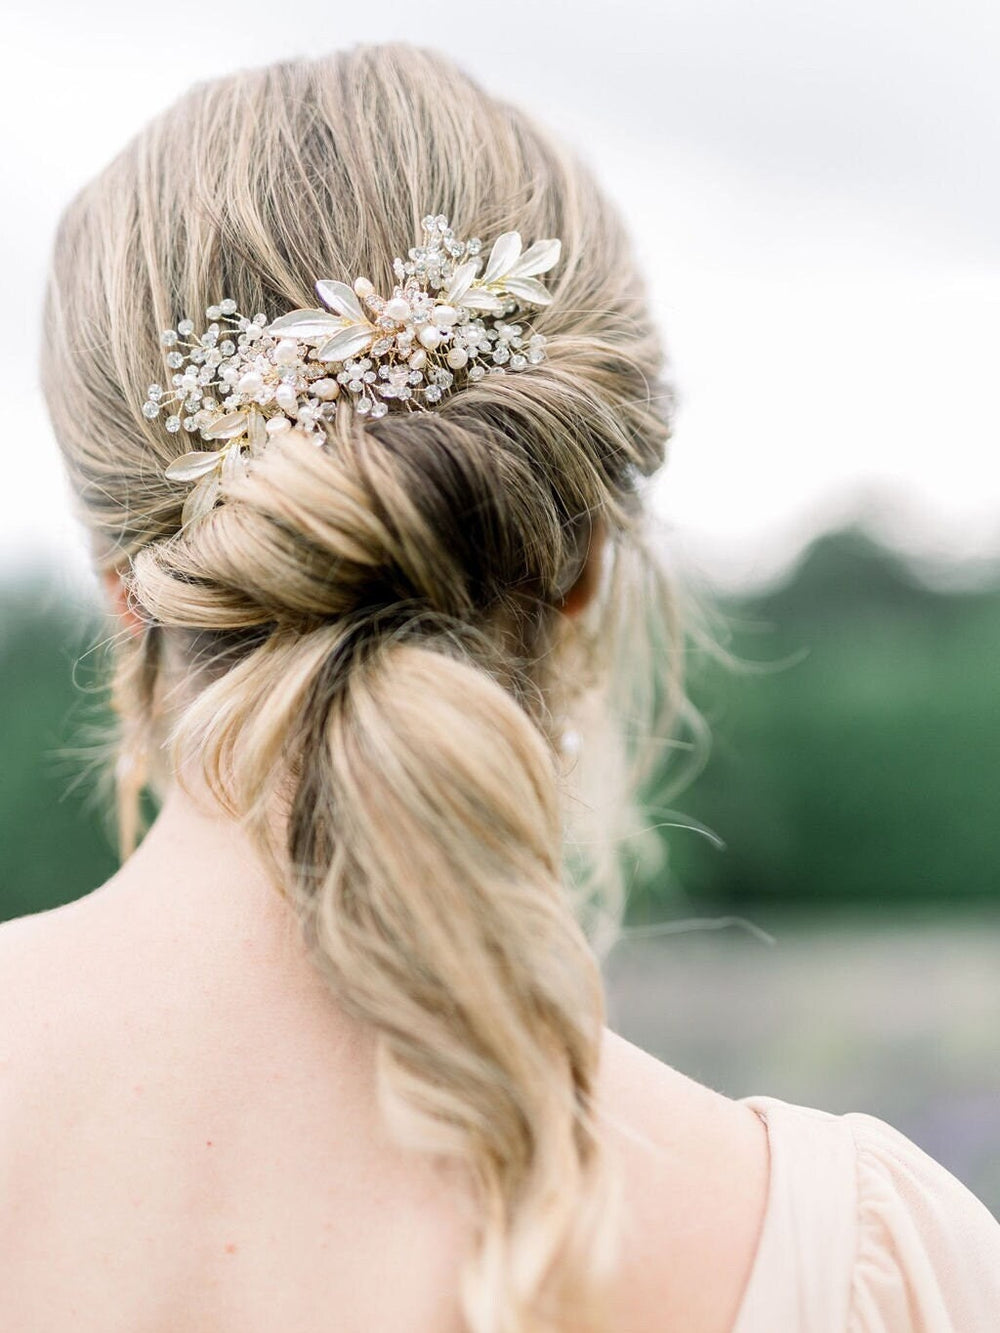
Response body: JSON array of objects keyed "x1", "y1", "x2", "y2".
[{"x1": 93, "y1": 779, "x2": 340, "y2": 1014}]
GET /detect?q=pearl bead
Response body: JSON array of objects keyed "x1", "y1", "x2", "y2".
[
  {"x1": 446, "y1": 347, "x2": 468, "y2": 370},
  {"x1": 433, "y1": 305, "x2": 458, "y2": 327},
  {"x1": 418, "y1": 325, "x2": 441, "y2": 349},
  {"x1": 266, "y1": 415, "x2": 291, "y2": 435},
  {"x1": 408, "y1": 349, "x2": 427, "y2": 370},
  {"x1": 237, "y1": 371, "x2": 263, "y2": 396},
  {"x1": 274, "y1": 338, "x2": 299, "y2": 365},
  {"x1": 385, "y1": 297, "x2": 410, "y2": 321},
  {"x1": 353, "y1": 277, "x2": 374, "y2": 297},
  {"x1": 275, "y1": 383, "x2": 298, "y2": 413},
  {"x1": 312, "y1": 378, "x2": 340, "y2": 401}
]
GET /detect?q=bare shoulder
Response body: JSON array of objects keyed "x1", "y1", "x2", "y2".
[
  {"x1": 0, "y1": 902, "x2": 769, "y2": 1333},
  {"x1": 0, "y1": 896, "x2": 104, "y2": 1098},
  {"x1": 0, "y1": 889, "x2": 111, "y2": 1000},
  {"x1": 596, "y1": 1029, "x2": 770, "y2": 1333},
  {"x1": 0, "y1": 899, "x2": 82, "y2": 1034},
  {"x1": 0, "y1": 884, "x2": 150, "y2": 1131},
  {"x1": 0, "y1": 899, "x2": 101, "y2": 1237}
]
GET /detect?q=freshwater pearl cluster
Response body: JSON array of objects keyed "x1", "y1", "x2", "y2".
[{"x1": 146, "y1": 214, "x2": 560, "y2": 524}]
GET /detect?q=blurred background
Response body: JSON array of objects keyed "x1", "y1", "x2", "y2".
[{"x1": 2, "y1": 1, "x2": 998, "y2": 1212}]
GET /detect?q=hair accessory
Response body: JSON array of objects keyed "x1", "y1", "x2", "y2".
[{"x1": 145, "y1": 213, "x2": 561, "y2": 523}]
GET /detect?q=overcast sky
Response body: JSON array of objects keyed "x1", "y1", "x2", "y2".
[{"x1": 4, "y1": 0, "x2": 999, "y2": 593}]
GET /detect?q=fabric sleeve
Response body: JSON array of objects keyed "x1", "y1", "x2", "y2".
[{"x1": 846, "y1": 1110, "x2": 1000, "y2": 1331}]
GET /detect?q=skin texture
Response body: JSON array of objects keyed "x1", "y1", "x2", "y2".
[
  {"x1": 0, "y1": 789, "x2": 768, "y2": 1333},
  {"x1": 0, "y1": 547, "x2": 769, "y2": 1332}
]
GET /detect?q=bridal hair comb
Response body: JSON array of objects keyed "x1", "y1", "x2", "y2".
[{"x1": 145, "y1": 213, "x2": 561, "y2": 523}]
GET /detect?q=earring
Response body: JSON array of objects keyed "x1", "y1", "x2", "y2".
[{"x1": 558, "y1": 726, "x2": 582, "y2": 761}]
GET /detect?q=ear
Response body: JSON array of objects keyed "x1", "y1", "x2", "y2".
[
  {"x1": 101, "y1": 569, "x2": 144, "y2": 636},
  {"x1": 560, "y1": 517, "x2": 607, "y2": 618}
]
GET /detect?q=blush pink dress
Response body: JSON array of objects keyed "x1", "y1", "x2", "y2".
[{"x1": 731, "y1": 1095, "x2": 1000, "y2": 1331}]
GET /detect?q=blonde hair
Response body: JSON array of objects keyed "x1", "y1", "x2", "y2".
[{"x1": 42, "y1": 43, "x2": 687, "y2": 1333}]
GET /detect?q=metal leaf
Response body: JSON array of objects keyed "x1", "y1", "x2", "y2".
[
  {"x1": 315, "y1": 280, "x2": 366, "y2": 323},
  {"x1": 480, "y1": 231, "x2": 522, "y2": 285},
  {"x1": 265, "y1": 309, "x2": 343, "y2": 340},
  {"x1": 443, "y1": 260, "x2": 479, "y2": 306},
  {"x1": 459, "y1": 289, "x2": 505, "y2": 313},
  {"x1": 315, "y1": 325, "x2": 375, "y2": 362},
  {"x1": 181, "y1": 475, "x2": 221, "y2": 525},
  {"x1": 246, "y1": 409, "x2": 267, "y2": 454},
  {"x1": 221, "y1": 443, "x2": 247, "y2": 485},
  {"x1": 164, "y1": 449, "x2": 224, "y2": 482},
  {"x1": 201, "y1": 411, "x2": 249, "y2": 441},
  {"x1": 507, "y1": 238, "x2": 561, "y2": 279},
  {"x1": 501, "y1": 276, "x2": 554, "y2": 306}
]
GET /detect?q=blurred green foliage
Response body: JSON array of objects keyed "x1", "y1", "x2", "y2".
[
  {"x1": 645, "y1": 527, "x2": 1000, "y2": 919},
  {"x1": 2, "y1": 525, "x2": 999, "y2": 924},
  {"x1": 0, "y1": 580, "x2": 117, "y2": 920}
]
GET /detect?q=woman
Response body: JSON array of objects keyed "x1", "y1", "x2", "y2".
[{"x1": 5, "y1": 41, "x2": 998, "y2": 1333}]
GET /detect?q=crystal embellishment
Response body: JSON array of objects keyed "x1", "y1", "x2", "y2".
[{"x1": 147, "y1": 213, "x2": 560, "y2": 524}]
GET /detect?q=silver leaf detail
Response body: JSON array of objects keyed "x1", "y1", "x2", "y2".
[
  {"x1": 315, "y1": 280, "x2": 366, "y2": 323},
  {"x1": 164, "y1": 449, "x2": 225, "y2": 482},
  {"x1": 266, "y1": 309, "x2": 344, "y2": 340},
  {"x1": 500, "y1": 276, "x2": 554, "y2": 306},
  {"x1": 181, "y1": 475, "x2": 221, "y2": 525},
  {"x1": 443, "y1": 260, "x2": 479, "y2": 306},
  {"x1": 221, "y1": 444, "x2": 247, "y2": 485},
  {"x1": 201, "y1": 411, "x2": 250, "y2": 441},
  {"x1": 315, "y1": 325, "x2": 376, "y2": 362},
  {"x1": 459, "y1": 290, "x2": 505, "y2": 313},
  {"x1": 506, "y1": 238, "x2": 561, "y2": 279},
  {"x1": 480, "y1": 231, "x2": 522, "y2": 285},
  {"x1": 246, "y1": 409, "x2": 267, "y2": 454}
]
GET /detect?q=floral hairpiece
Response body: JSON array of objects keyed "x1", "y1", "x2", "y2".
[{"x1": 144, "y1": 213, "x2": 561, "y2": 523}]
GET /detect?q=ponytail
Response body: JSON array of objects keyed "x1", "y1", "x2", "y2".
[{"x1": 163, "y1": 620, "x2": 623, "y2": 1331}]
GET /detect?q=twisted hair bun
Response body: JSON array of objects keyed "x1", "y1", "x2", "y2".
[{"x1": 42, "y1": 42, "x2": 685, "y2": 1333}]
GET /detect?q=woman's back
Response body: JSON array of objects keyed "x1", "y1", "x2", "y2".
[
  {"x1": 8, "y1": 826, "x2": 1000, "y2": 1331},
  {"x1": 28, "y1": 40, "x2": 1000, "y2": 1332},
  {"x1": 0, "y1": 809, "x2": 770, "y2": 1333}
]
